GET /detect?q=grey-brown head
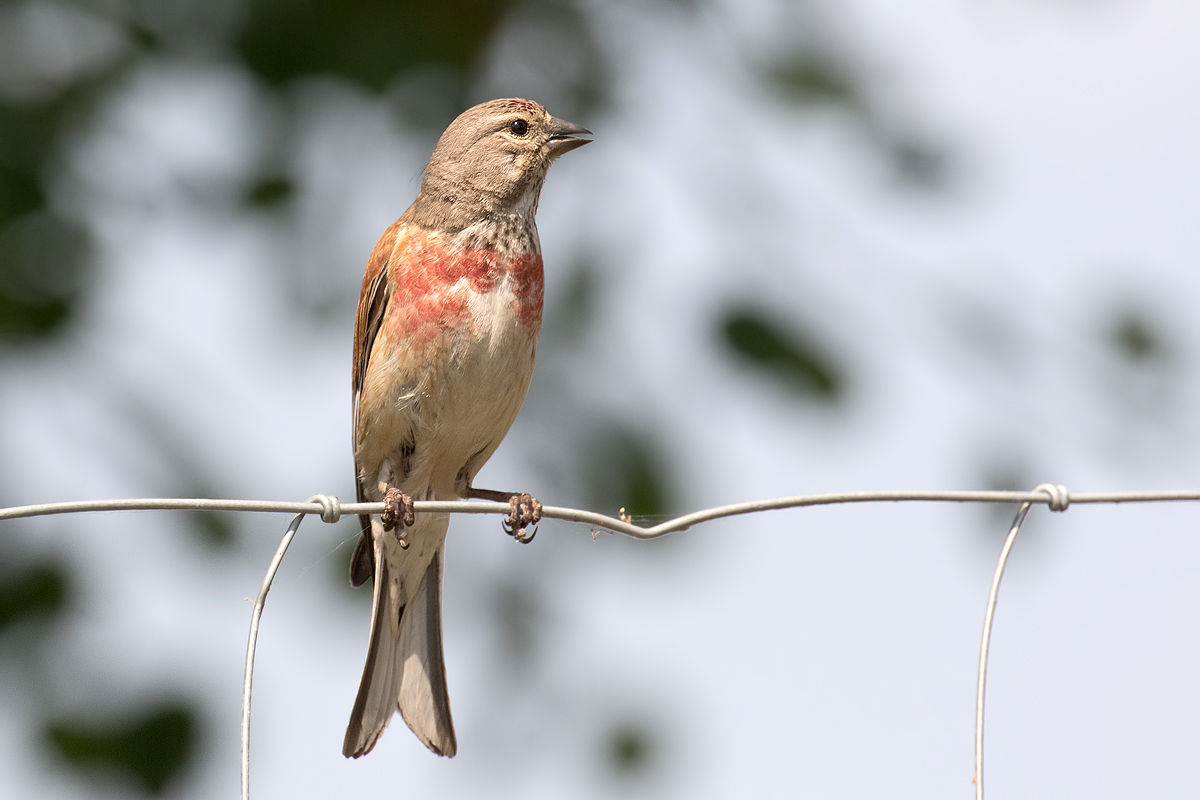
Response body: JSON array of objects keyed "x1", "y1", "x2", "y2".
[{"x1": 410, "y1": 98, "x2": 591, "y2": 232}]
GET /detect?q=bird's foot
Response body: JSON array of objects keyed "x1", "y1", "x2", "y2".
[
  {"x1": 380, "y1": 487, "x2": 415, "y2": 549},
  {"x1": 460, "y1": 485, "x2": 542, "y2": 544},
  {"x1": 504, "y1": 493, "x2": 542, "y2": 544}
]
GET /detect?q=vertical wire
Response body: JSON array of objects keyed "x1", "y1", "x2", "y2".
[
  {"x1": 242, "y1": 511, "x2": 308, "y2": 800},
  {"x1": 974, "y1": 501, "x2": 1033, "y2": 800}
]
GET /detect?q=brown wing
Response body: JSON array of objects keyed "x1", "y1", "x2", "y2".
[{"x1": 350, "y1": 220, "x2": 402, "y2": 586}]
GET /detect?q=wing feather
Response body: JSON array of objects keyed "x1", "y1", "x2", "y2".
[{"x1": 351, "y1": 221, "x2": 403, "y2": 583}]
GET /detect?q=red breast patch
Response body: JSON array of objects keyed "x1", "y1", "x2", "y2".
[{"x1": 391, "y1": 239, "x2": 544, "y2": 346}]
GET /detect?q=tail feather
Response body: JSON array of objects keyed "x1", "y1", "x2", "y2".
[
  {"x1": 343, "y1": 540, "x2": 456, "y2": 758},
  {"x1": 398, "y1": 546, "x2": 456, "y2": 756},
  {"x1": 343, "y1": 556, "x2": 402, "y2": 757}
]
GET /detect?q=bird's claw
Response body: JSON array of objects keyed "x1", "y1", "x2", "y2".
[
  {"x1": 504, "y1": 493, "x2": 542, "y2": 544},
  {"x1": 381, "y1": 487, "x2": 415, "y2": 549}
]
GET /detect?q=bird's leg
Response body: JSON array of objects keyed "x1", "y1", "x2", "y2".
[
  {"x1": 461, "y1": 486, "x2": 542, "y2": 544},
  {"x1": 380, "y1": 487, "x2": 416, "y2": 549}
]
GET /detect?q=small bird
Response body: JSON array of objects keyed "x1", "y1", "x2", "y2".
[{"x1": 343, "y1": 98, "x2": 591, "y2": 758}]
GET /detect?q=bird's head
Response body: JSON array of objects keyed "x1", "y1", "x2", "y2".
[{"x1": 415, "y1": 98, "x2": 591, "y2": 225}]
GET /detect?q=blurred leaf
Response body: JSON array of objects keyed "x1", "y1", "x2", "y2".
[
  {"x1": 238, "y1": 0, "x2": 515, "y2": 90},
  {"x1": 176, "y1": 493, "x2": 238, "y2": 551},
  {"x1": 1111, "y1": 312, "x2": 1165, "y2": 364},
  {"x1": 971, "y1": 456, "x2": 1051, "y2": 564},
  {"x1": 192, "y1": 510, "x2": 236, "y2": 548},
  {"x1": 0, "y1": 564, "x2": 68, "y2": 633},
  {"x1": 0, "y1": 212, "x2": 89, "y2": 340},
  {"x1": 493, "y1": 578, "x2": 539, "y2": 664},
  {"x1": 117, "y1": 1, "x2": 237, "y2": 51},
  {"x1": 0, "y1": 47, "x2": 141, "y2": 344},
  {"x1": 588, "y1": 426, "x2": 672, "y2": 519},
  {"x1": 0, "y1": 100, "x2": 60, "y2": 173},
  {"x1": 768, "y1": 51, "x2": 859, "y2": 107},
  {"x1": 559, "y1": 263, "x2": 595, "y2": 331},
  {"x1": 47, "y1": 705, "x2": 197, "y2": 795},
  {"x1": 608, "y1": 723, "x2": 653, "y2": 774},
  {"x1": 244, "y1": 175, "x2": 294, "y2": 207},
  {"x1": 0, "y1": 164, "x2": 45, "y2": 225},
  {"x1": 125, "y1": 22, "x2": 164, "y2": 52},
  {"x1": 542, "y1": 261, "x2": 596, "y2": 345},
  {"x1": 979, "y1": 460, "x2": 1030, "y2": 526},
  {"x1": 0, "y1": 54, "x2": 142, "y2": 174},
  {"x1": 1096, "y1": 307, "x2": 1176, "y2": 423},
  {"x1": 722, "y1": 309, "x2": 842, "y2": 400},
  {"x1": 0, "y1": 292, "x2": 70, "y2": 338},
  {"x1": 888, "y1": 136, "x2": 950, "y2": 191}
]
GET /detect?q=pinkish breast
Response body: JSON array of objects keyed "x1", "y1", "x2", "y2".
[{"x1": 390, "y1": 238, "x2": 544, "y2": 347}]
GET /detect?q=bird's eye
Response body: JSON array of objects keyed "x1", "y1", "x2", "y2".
[{"x1": 509, "y1": 118, "x2": 530, "y2": 136}]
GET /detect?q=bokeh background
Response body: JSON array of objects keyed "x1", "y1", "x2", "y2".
[{"x1": 2, "y1": 0, "x2": 1199, "y2": 797}]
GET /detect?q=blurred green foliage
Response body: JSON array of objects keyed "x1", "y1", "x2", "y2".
[
  {"x1": 0, "y1": 100, "x2": 61, "y2": 175},
  {"x1": 886, "y1": 135, "x2": 949, "y2": 190},
  {"x1": 493, "y1": 579, "x2": 539, "y2": 663},
  {"x1": 550, "y1": 261, "x2": 598, "y2": 346},
  {"x1": 0, "y1": 283, "x2": 71, "y2": 337},
  {"x1": 608, "y1": 723, "x2": 652, "y2": 774},
  {"x1": 1111, "y1": 311, "x2": 1165, "y2": 363},
  {"x1": 0, "y1": 563, "x2": 68, "y2": 633},
  {"x1": 588, "y1": 426, "x2": 672, "y2": 520},
  {"x1": 244, "y1": 175, "x2": 295, "y2": 207},
  {"x1": 978, "y1": 460, "x2": 1032, "y2": 527},
  {"x1": 191, "y1": 510, "x2": 237, "y2": 548},
  {"x1": 768, "y1": 51, "x2": 859, "y2": 107},
  {"x1": 0, "y1": 164, "x2": 44, "y2": 222},
  {"x1": 239, "y1": 0, "x2": 511, "y2": 90},
  {"x1": 0, "y1": 96, "x2": 89, "y2": 339},
  {"x1": 0, "y1": 211, "x2": 88, "y2": 338},
  {"x1": 765, "y1": 43, "x2": 952, "y2": 191},
  {"x1": 722, "y1": 309, "x2": 841, "y2": 400},
  {"x1": 47, "y1": 706, "x2": 197, "y2": 795}
]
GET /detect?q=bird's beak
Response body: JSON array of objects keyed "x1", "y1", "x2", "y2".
[{"x1": 546, "y1": 116, "x2": 592, "y2": 158}]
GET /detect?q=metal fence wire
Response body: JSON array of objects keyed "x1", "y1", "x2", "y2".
[{"x1": 4, "y1": 485, "x2": 1199, "y2": 800}]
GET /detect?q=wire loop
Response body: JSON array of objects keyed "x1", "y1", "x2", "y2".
[
  {"x1": 1034, "y1": 483, "x2": 1070, "y2": 512},
  {"x1": 307, "y1": 494, "x2": 341, "y2": 523}
]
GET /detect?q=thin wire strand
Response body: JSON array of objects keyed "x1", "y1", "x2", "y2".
[
  {"x1": 974, "y1": 501, "x2": 1033, "y2": 800},
  {"x1": 280, "y1": 534, "x2": 358, "y2": 592},
  {"x1": 241, "y1": 510, "x2": 308, "y2": 800},
  {"x1": 4, "y1": 488, "x2": 1200, "y2": 535}
]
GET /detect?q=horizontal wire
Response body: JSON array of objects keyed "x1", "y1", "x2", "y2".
[
  {"x1": 6, "y1": 486, "x2": 1192, "y2": 800},
  {"x1": 3, "y1": 489, "x2": 1200, "y2": 538}
]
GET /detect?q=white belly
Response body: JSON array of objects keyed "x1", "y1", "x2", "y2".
[{"x1": 414, "y1": 275, "x2": 538, "y2": 496}]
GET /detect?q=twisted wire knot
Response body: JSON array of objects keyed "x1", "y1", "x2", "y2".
[
  {"x1": 1034, "y1": 483, "x2": 1070, "y2": 512},
  {"x1": 307, "y1": 494, "x2": 342, "y2": 523}
]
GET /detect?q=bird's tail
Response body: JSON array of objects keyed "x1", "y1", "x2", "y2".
[{"x1": 342, "y1": 519, "x2": 456, "y2": 758}]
